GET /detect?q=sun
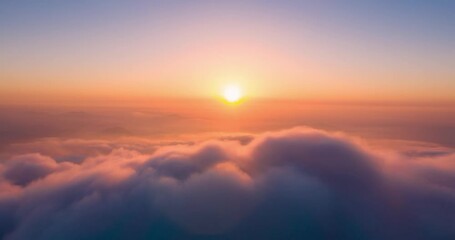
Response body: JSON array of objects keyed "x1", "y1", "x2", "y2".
[{"x1": 222, "y1": 85, "x2": 243, "y2": 103}]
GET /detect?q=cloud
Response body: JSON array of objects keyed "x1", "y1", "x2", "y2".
[
  {"x1": 0, "y1": 127, "x2": 454, "y2": 239},
  {"x1": 1, "y1": 154, "x2": 74, "y2": 186}
]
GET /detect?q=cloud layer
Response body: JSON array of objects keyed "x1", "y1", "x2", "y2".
[{"x1": 1, "y1": 128, "x2": 455, "y2": 240}]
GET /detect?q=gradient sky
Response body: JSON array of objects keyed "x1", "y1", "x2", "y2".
[{"x1": 1, "y1": 0, "x2": 454, "y2": 103}]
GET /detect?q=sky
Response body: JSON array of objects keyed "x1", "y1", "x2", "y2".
[{"x1": 1, "y1": 0, "x2": 454, "y2": 103}]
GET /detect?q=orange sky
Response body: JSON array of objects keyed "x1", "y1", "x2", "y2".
[{"x1": 1, "y1": 1, "x2": 454, "y2": 104}]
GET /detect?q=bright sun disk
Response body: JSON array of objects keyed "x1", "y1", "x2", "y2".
[{"x1": 223, "y1": 85, "x2": 242, "y2": 103}]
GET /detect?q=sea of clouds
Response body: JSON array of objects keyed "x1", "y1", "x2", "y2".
[{"x1": 1, "y1": 127, "x2": 455, "y2": 240}]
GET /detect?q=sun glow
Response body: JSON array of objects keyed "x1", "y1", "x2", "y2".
[{"x1": 223, "y1": 85, "x2": 243, "y2": 103}]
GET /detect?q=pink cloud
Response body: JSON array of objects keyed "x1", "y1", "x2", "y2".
[{"x1": 0, "y1": 127, "x2": 454, "y2": 239}]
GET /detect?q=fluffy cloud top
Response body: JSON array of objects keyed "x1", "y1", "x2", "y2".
[{"x1": 0, "y1": 128, "x2": 454, "y2": 240}]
